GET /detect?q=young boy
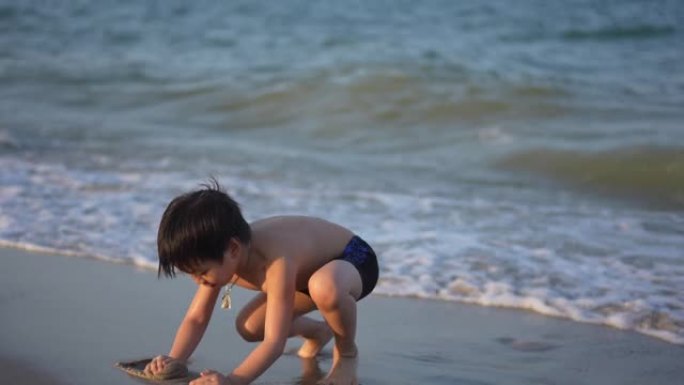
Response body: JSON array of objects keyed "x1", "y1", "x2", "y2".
[{"x1": 144, "y1": 181, "x2": 379, "y2": 385}]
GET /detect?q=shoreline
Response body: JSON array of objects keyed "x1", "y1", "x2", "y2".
[
  {"x1": 1, "y1": 247, "x2": 683, "y2": 385},
  {"x1": 3, "y1": 241, "x2": 681, "y2": 347}
]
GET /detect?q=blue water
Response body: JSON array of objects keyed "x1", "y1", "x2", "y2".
[{"x1": 1, "y1": 0, "x2": 683, "y2": 344}]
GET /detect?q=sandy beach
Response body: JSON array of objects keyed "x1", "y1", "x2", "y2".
[{"x1": 0, "y1": 247, "x2": 682, "y2": 385}]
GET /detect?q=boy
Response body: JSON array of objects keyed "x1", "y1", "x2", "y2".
[{"x1": 144, "y1": 181, "x2": 379, "y2": 385}]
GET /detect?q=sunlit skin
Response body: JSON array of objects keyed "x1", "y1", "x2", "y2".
[{"x1": 144, "y1": 216, "x2": 364, "y2": 385}]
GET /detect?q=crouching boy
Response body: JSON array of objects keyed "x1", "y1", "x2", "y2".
[{"x1": 145, "y1": 181, "x2": 379, "y2": 385}]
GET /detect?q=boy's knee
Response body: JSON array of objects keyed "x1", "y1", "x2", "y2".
[
  {"x1": 235, "y1": 314, "x2": 263, "y2": 342},
  {"x1": 308, "y1": 276, "x2": 341, "y2": 311}
]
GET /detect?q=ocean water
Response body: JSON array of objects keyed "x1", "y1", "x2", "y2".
[{"x1": 1, "y1": 0, "x2": 683, "y2": 344}]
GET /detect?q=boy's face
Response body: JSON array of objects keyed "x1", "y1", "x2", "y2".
[
  {"x1": 189, "y1": 260, "x2": 226, "y2": 288},
  {"x1": 189, "y1": 241, "x2": 241, "y2": 288}
]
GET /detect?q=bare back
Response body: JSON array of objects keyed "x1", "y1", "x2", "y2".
[{"x1": 235, "y1": 216, "x2": 354, "y2": 292}]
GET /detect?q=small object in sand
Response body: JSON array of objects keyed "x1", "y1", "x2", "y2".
[{"x1": 116, "y1": 358, "x2": 192, "y2": 382}]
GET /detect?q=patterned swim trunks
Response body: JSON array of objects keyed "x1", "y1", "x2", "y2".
[{"x1": 300, "y1": 235, "x2": 379, "y2": 300}]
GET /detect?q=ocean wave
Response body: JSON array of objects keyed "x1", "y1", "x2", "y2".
[
  {"x1": 194, "y1": 66, "x2": 571, "y2": 132},
  {"x1": 375, "y1": 276, "x2": 684, "y2": 345},
  {"x1": 561, "y1": 25, "x2": 676, "y2": 41},
  {"x1": 496, "y1": 146, "x2": 684, "y2": 210},
  {"x1": 0, "y1": 56, "x2": 179, "y2": 86},
  {"x1": 1, "y1": 36, "x2": 573, "y2": 127},
  {"x1": 374, "y1": 228, "x2": 684, "y2": 346}
]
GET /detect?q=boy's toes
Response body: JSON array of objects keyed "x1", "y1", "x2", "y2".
[{"x1": 318, "y1": 354, "x2": 358, "y2": 385}]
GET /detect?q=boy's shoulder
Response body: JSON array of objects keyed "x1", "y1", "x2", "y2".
[
  {"x1": 250, "y1": 216, "x2": 315, "y2": 246},
  {"x1": 251, "y1": 215, "x2": 317, "y2": 225}
]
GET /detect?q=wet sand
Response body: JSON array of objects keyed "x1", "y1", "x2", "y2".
[{"x1": 1, "y1": 247, "x2": 683, "y2": 385}]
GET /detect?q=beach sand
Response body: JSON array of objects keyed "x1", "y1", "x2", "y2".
[{"x1": 1, "y1": 247, "x2": 682, "y2": 385}]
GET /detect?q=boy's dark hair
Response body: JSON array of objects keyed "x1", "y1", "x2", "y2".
[{"x1": 157, "y1": 179, "x2": 251, "y2": 278}]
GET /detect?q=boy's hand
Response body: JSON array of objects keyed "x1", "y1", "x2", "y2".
[
  {"x1": 190, "y1": 369, "x2": 230, "y2": 385},
  {"x1": 144, "y1": 355, "x2": 175, "y2": 375}
]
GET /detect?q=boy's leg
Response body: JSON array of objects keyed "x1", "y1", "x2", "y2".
[
  {"x1": 235, "y1": 292, "x2": 331, "y2": 355},
  {"x1": 307, "y1": 260, "x2": 363, "y2": 385}
]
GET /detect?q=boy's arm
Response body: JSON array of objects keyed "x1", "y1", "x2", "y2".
[
  {"x1": 227, "y1": 257, "x2": 295, "y2": 385},
  {"x1": 169, "y1": 284, "x2": 222, "y2": 361}
]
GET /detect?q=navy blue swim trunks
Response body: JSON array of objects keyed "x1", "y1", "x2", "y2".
[{"x1": 301, "y1": 235, "x2": 379, "y2": 300}]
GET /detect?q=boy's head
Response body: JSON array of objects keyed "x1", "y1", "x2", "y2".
[{"x1": 157, "y1": 179, "x2": 251, "y2": 278}]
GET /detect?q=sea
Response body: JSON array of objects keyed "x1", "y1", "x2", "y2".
[{"x1": 1, "y1": 0, "x2": 683, "y2": 344}]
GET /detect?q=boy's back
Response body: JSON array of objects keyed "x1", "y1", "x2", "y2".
[{"x1": 240, "y1": 216, "x2": 355, "y2": 293}]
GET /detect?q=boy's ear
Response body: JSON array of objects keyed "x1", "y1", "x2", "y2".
[{"x1": 227, "y1": 238, "x2": 241, "y2": 259}]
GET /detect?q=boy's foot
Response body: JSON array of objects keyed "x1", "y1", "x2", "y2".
[
  {"x1": 297, "y1": 325, "x2": 333, "y2": 358},
  {"x1": 299, "y1": 356, "x2": 324, "y2": 384},
  {"x1": 317, "y1": 348, "x2": 358, "y2": 385}
]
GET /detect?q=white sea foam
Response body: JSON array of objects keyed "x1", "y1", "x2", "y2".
[{"x1": 1, "y1": 154, "x2": 683, "y2": 346}]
